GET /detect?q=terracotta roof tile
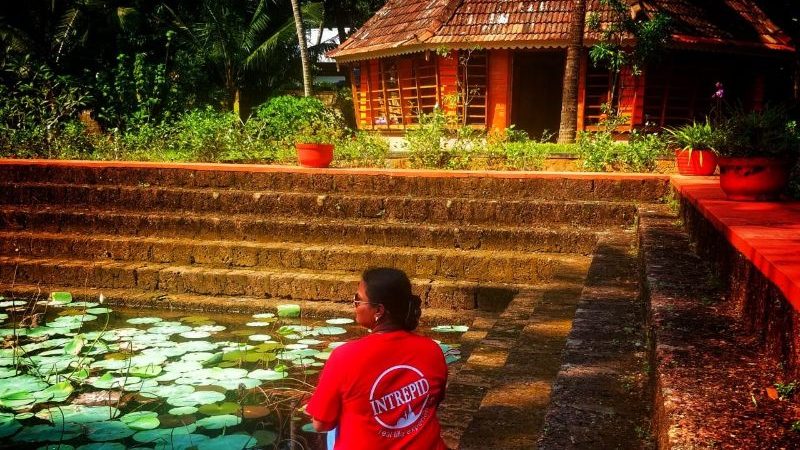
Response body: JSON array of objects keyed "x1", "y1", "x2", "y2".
[{"x1": 329, "y1": 0, "x2": 794, "y2": 61}]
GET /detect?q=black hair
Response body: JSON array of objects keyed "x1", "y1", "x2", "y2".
[{"x1": 361, "y1": 267, "x2": 422, "y2": 331}]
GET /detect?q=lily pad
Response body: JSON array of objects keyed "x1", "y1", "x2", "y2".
[
  {"x1": 76, "y1": 444, "x2": 127, "y2": 450},
  {"x1": 126, "y1": 317, "x2": 162, "y2": 325},
  {"x1": 166, "y1": 390, "x2": 226, "y2": 407},
  {"x1": 248, "y1": 369, "x2": 288, "y2": 381},
  {"x1": 38, "y1": 405, "x2": 120, "y2": 425},
  {"x1": 86, "y1": 308, "x2": 112, "y2": 315},
  {"x1": 196, "y1": 414, "x2": 241, "y2": 430},
  {"x1": 132, "y1": 424, "x2": 197, "y2": 443},
  {"x1": 86, "y1": 421, "x2": 135, "y2": 441},
  {"x1": 252, "y1": 313, "x2": 275, "y2": 319},
  {"x1": 168, "y1": 406, "x2": 198, "y2": 415},
  {"x1": 245, "y1": 321, "x2": 272, "y2": 327},
  {"x1": 431, "y1": 325, "x2": 469, "y2": 333},
  {"x1": 50, "y1": 292, "x2": 73, "y2": 304},
  {"x1": 198, "y1": 434, "x2": 257, "y2": 450},
  {"x1": 153, "y1": 433, "x2": 210, "y2": 450},
  {"x1": 276, "y1": 304, "x2": 300, "y2": 318},
  {"x1": 36, "y1": 445, "x2": 75, "y2": 450},
  {"x1": 325, "y1": 318, "x2": 354, "y2": 325},
  {"x1": 180, "y1": 331, "x2": 211, "y2": 339},
  {"x1": 0, "y1": 417, "x2": 22, "y2": 438},
  {"x1": 13, "y1": 423, "x2": 82, "y2": 443}
]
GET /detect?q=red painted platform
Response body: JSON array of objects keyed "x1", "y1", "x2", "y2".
[{"x1": 671, "y1": 176, "x2": 800, "y2": 312}]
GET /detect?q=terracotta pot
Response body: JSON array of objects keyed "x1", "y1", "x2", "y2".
[
  {"x1": 295, "y1": 143, "x2": 334, "y2": 168},
  {"x1": 675, "y1": 149, "x2": 718, "y2": 176},
  {"x1": 718, "y1": 156, "x2": 789, "y2": 201}
]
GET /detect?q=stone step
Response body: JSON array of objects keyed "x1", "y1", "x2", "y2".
[
  {"x1": 0, "y1": 231, "x2": 590, "y2": 285},
  {"x1": 0, "y1": 206, "x2": 603, "y2": 254},
  {"x1": 0, "y1": 182, "x2": 637, "y2": 226},
  {"x1": 0, "y1": 163, "x2": 670, "y2": 202},
  {"x1": 0, "y1": 256, "x2": 541, "y2": 311},
  {"x1": 0, "y1": 284, "x2": 482, "y2": 325}
]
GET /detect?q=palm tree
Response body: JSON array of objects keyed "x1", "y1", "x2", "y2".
[
  {"x1": 558, "y1": 0, "x2": 587, "y2": 143},
  {"x1": 166, "y1": 0, "x2": 322, "y2": 112},
  {"x1": 289, "y1": 0, "x2": 312, "y2": 97}
]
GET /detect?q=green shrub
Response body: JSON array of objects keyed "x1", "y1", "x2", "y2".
[
  {"x1": 621, "y1": 130, "x2": 669, "y2": 172},
  {"x1": 577, "y1": 129, "x2": 622, "y2": 171},
  {"x1": 165, "y1": 108, "x2": 242, "y2": 161},
  {"x1": 253, "y1": 95, "x2": 344, "y2": 143},
  {"x1": 334, "y1": 131, "x2": 389, "y2": 167},
  {"x1": 407, "y1": 109, "x2": 479, "y2": 169}
]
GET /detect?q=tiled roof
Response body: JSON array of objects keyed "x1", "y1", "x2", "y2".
[{"x1": 329, "y1": 0, "x2": 793, "y2": 62}]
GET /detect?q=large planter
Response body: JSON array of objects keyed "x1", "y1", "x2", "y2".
[
  {"x1": 295, "y1": 143, "x2": 334, "y2": 168},
  {"x1": 675, "y1": 149, "x2": 718, "y2": 176},
  {"x1": 718, "y1": 156, "x2": 789, "y2": 201}
]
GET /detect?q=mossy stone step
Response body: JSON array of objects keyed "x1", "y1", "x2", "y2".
[
  {"x1": 0, "y1": 182, "x2": 637, "y2": 226},
  {"x1": 0, "y1": 164, "x2": 670, "y2": 202},
  {"x1": 0, "y1": 256, "x2": 539, "y2": 310},
  {"x1": 0, "y1": 206, "x2": 602, "y2": 254},
  {"x1": 0, "y1": 231, "x2": 590, "y2": 285}
]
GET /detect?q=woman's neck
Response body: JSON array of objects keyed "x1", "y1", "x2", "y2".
[{"x1": 372, "y1": 322, "x2": 403, "y2": 334}]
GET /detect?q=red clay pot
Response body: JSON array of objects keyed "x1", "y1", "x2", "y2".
[
  {"x1": 718, "y1": 156, "x2": 789, "y2": 201},
  {"x1": 675, "y1": 149, "x2": 718, "y2": 176},
  {"x1": 295, "y1": 143, "x2": 334, "y2": 168}
]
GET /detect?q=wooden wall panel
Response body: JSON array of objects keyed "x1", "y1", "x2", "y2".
[
  {"x1": 618, "y1": 67, "x2": 640, "y2": 129},
  {"x1": 487, "y1": 49, "x2": 511, "y2": 132},
  {"x1": 437, "y1": 51, "x2": 459, "y2": 114}
]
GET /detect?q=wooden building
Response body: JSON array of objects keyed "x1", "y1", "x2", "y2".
[{"x1": 328, "y1": 0, "x2": 795, "y2": 138}]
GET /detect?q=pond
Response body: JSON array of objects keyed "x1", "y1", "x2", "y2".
[{"x1": 0, "y1": 293, "x2": 467, "y2": 450}]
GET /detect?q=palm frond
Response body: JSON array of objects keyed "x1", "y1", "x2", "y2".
[{"x1": 54, "y1": 7, "x2": 82, "y2": 62}]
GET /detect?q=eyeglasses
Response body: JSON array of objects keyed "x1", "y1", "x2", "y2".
[{"x1": 352, "y1": 293, "x2": 374, "y2": 308}]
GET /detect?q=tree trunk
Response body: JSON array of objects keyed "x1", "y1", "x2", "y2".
[
  {"x1": 558, "y1": 0, "x2": 587, "y2": 143},
  {"x1": 290, "y1": 0, "x2": 313, "y2": 97}
]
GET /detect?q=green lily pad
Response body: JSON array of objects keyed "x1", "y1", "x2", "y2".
[
  {"x1": 180, "y1": 331, "x2": 211, "y2": 339},
  {"x1": 36, "y1": 444, "x2": 75, "y2": 450},
  {"x1": 245, "y1": 321, "x2": 272, "y2": 327},
  {"x1": 129, "y1": 365, "x2": 162, "y2": 378},
  {"x1": 0, "y1": 417, "x2": 22, "y2": 438},
  {"x1": 86, "y1": 421, "x2": 135, "y2": 441},
  {"x1": 198, "y1": 434, "x2": 257, "y2": 450},
  {"x1": 253, "y1": 429, "x2": 278, "y2": 446},
  {"x1": 431, "y1": 325, "x2": 469, "y2": 333},
  {"x1": 248, "y1": 369, "x2": 288, "y2": 381},
  {"x1": 38, "y1": 405, "x2": 120, "y2": 425},
  {"x1": 166, "y1": 390, "x2": 225, "y2": 407},
  {"x1": 126, "y1": 317, "x2": 162, "y2": 325},
  {"x1": 276, "y1": 304, "x2": 300, "y2": 318},
  {"x1": 211, "y1": 378, "x2": 261, "y2": 390},
  {"x1": 196, "y1": 414, "x2": 241, "y2": 430},
  {"x1": 50, "y1": 292, "x2": 73, "y2": 304},
  {"x1": 247, "y1": 334, "x2": 274, "y2": 342},
  {"x1": 198, "y1": 402, "x2": 239, "y2": 415},
  {"x1": 76, "y1": 444, "x2": 127, "y2": 450},
  {"x1": 120, "y1": 411, "x2": 160, "y2": 430},
  {"x1": 13, "y1": 423, "x2": 82, "y2": 443},
  {"x1": 168, "y1": 406, "x2": 198, "y2": 415},
  {"x1": 325, "y1": 318, "x2": 354, "y2": 325},
  {"x1": 313, "y1": 326, "x2": 347, "y2": 336},
  {"x1": 132, "y1": 423, "x2": 197, "y2": 443},
  {"x1": 252, "y1": 313, "x2": 275, "y2": 319},
  {"x1": 153, "y1": 433, "x2": 210, "y2": 450},
  {"x1": 86, "y1": 308, "x2": 112, "y2": 315}
]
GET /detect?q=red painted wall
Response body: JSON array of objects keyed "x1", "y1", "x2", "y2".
[
  {"x1": 437, "y1": 51, "x2": 459, "y2": 115},
  {"x1": 488, "y1": 49, "x2": 511, "y2": 132}
]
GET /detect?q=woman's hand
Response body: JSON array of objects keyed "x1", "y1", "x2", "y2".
[{"x1": 312, "y1": 418, "x2": 336, "y2": 432}]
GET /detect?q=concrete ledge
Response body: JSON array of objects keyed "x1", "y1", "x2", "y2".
[{"x1": 672, "y1": 176, "x2": 800, "y2": 376}]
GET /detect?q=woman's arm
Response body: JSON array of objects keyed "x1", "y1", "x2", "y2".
[{"x1": 312, "y1": 417, "x2": 337, "y2": 432}]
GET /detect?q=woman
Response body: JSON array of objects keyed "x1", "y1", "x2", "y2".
[{"x1": 307, "y1": 268, "x2": 449, "y2": 450}]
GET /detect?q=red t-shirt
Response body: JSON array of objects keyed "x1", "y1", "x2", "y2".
[{"x1": 307, "y1": 330, "x2": 448, "y2": 450}]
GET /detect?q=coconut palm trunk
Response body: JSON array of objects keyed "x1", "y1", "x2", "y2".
[
  {"x1": 290, "y1": 0, "x2": 313, "y2": 97},
  {"x1": 558, "y1": 0, "x2": 587, "y2": 143}
]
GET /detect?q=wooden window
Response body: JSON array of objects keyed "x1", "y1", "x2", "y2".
[
  {"x1": 458, "y1": 50, "x2": 488, "y2": 126},
  {"x1": 352, "y1": 54, "x2": 443, "y2": 130}
]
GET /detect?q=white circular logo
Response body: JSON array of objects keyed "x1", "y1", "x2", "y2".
[{"x1": 368, "y1": 365, "x2": 431, "y2": 430}]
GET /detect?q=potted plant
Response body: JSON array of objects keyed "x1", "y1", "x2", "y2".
[
  {"x1": 716, "y1": 106, "x2": 800, "y2": 201},
  {"x1": 665, "y1": 119, "x2": 719, "y2": 176},
  {"x1": 294, "y1": 121, "x2": 343, "y2": 168}
]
